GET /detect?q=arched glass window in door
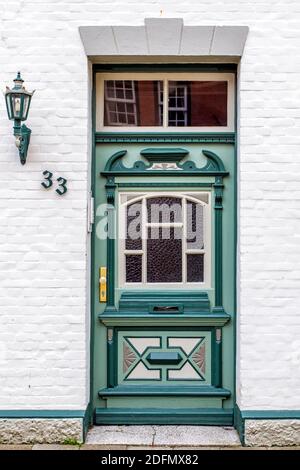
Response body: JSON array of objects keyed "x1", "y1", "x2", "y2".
[{"x1": 119, "y1": 192, "x2": 211, "y2": 287}]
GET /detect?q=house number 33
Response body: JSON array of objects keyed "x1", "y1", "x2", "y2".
[{"x1": 41, "y1": 170, "x2": 68, "y2": 196}]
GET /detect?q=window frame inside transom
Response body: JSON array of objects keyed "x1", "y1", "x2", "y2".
[
  {"x1": 96, "y1": 72, "x2": 235, "y2": 132},
  {"x1": 118, "y1": 191, "x2": 211, "y2": 289}
]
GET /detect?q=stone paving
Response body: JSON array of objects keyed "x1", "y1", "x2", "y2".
[
  {"x1": 0, "y1": 444, "x2": 299, "y2": 450},
  {"x1": 86, "y1": 425, "x2": 241, "y2": 447},
  {"x1": 0, "y1": 425, "x2": 299, "y2": 450}
]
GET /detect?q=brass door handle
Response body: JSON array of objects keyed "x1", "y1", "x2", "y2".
[{"x1": 99, "y1": 267, "x2": 107, "y2": 302}]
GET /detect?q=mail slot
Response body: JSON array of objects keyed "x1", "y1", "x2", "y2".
[{"x1": 149, "y1": 304, "x2": 184, "y2": 314}]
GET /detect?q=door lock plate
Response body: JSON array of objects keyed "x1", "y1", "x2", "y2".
[{"x1": 99, "y1": 267, "x2": 107, "y2": 302}]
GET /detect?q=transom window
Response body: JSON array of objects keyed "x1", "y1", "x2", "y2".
[
  {"x1": 97, "y1": 73, "x2": 234, "y2": 131},
  {"x1": 119, "y1": 192, "x2": 211, "y2": 287}
]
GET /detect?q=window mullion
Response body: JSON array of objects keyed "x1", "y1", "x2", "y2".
[
  {"x1": 163, "y1": 79, "x2": 168, "y2": 128},
  {"x1": 120, "y1": 202, "x2": 125, "y2": 286},
  {"x1": 142, "y1": 197, "x2": 147, "y2": 284},
  {"x1": 146, "y1": 222, "x2": 183, "y2": 228}
]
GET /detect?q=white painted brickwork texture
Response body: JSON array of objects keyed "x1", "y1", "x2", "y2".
[{"x1": 0, "y1": 1, "x2": 299, "y2": 411}]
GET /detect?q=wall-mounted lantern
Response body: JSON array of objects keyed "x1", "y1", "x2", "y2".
[{"x1": 4, "y1": 72, "x2": 34, "y2": 165}]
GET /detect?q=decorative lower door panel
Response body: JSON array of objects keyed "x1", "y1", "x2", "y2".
[
  {"x1": 93, "y1": 139, "x2": 236, "y2": 425},
  {"x1": 120, "y1": 330, "x2": 210, "y2": 384}
]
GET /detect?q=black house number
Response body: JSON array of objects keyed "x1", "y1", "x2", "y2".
[
  {"x1": 41, "y1": 170, "x2": 68, "y2": 195},
  {"x1": 56, "y1": 177, "x2": 67, "y2": 196}
]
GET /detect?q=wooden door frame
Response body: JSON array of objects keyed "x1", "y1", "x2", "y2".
[{"x1": 89, "y1": 63, "x2": 238, "y2": 426}]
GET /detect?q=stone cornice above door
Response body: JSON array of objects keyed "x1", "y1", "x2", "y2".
[{"x1": 79, "y1": 18, "x2": 249, "y2": 62}]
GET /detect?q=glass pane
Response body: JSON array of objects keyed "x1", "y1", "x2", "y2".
[
  {"x1": 5, "y1": 96, "x2": 13, "y2": 119},
  {"x1": 23, "y1": 95, "x2": 30, "y2": 119},
  {"x1": 187, "y1": 201, "x2": 204, "y2": 250},
  {"x1": 126, "y1": 255, "x2": 142, "y2": 282},
  {"x1": 126, "y1": 201, "x2": 142, "y2": 250},
  {"x1": 187, "y1": 254, "x2": 204, "y2": 282},
  {"x1": 147, "y1": 227, "x2": 182, "y2": 283},
  {"x1": 12, "y1": 94, "x2": 22, "y2": 119},
  {"x1": 104, "y1": 80, "x2": 163, "y2": 126},
  {"x1": 168, "y1": 81, "x2": 227, "y2": 127},
  {"x1": 147, "y1": 197, "x2": 182, "y2": 223}
]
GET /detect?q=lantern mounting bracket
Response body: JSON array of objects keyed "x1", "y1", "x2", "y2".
[{"x1": 14, "y1": 122, "x2": 32, "y2": 165}]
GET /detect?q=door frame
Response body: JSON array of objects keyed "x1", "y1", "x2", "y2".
[{"x1": 89, "y1": 63, "x2": 238, "y2": 426}]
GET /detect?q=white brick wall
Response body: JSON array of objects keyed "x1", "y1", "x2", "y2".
[{"x1": 0, "y1": 1, "x2": 299, "y2": 411}]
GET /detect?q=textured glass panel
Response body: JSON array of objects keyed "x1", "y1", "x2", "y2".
[
  {"x1": 187, "y1": 254, "x2": 204, "y2": 282},
  {"x1": 187, "y1": 201, "x2": 204, "y2": 250},
  {"x1": 126, "y1": 255, "x2": 142, "y2": 282},
  {"x1": 126, "y1": 201, "x2": 142, "y2": 250},
  {"x1": 147, "y1": 227, "x2": 182, "y2": 282},
  {"x1": 147, "y1": 197, "x2": 182, "y2": 223},
  {"x1": 168, "y1": 81, "x2": 227, "y2": 127},
  {"x1": 104, "y1": 80, "x2": 162, "y2": 126}
]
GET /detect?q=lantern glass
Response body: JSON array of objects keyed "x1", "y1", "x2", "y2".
[
  {"x1": 22, "y1": 94, "x2": 31, "y2": 120},
  {"x1": 5, "y1": 93, "x2": 13, "y2": 120},
  {"x1": 12, "y1": 93, "x2": 22, "y2": 119}
]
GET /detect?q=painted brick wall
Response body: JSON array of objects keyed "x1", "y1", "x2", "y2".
[{"x1": 0, "y1": 1, "x2": 299, "y2": 410}]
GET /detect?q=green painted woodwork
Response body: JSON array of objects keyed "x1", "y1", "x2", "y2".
[
  {"x1": 99, "y1": 314, "x2": 230, "y2": 327},
  {"x1": 234, "y1": 404, "x2": 245, "y2": 445},
  {"x1": 101, "y1": 148, "x2": 229, "y2": 177},
  {"x1": 116, "y1": 175, "x2": 213, "y2": 184},
  {"x1": 105, "y1": 177, "x2": 116, "y2": 311},
  {"x1": 140, "y1": 147, "x2": 189, "y2": 162},
  {"x1": 242, "y1": 410, "x2": 300, "y2": 419},
  {"x1": 95, "y1": 407, "x2": 233, "y2": 425},
  {"x1": 106, "y1": 397, "x2": 224, "y2": 409},
  {"x1": 212, "y1": 328, "x2": 223, "y2": 388},
  {"x1": 213, "y1": 176, "x2": 224, "y2": 312},
  {"x1": 0, "y1": 410, "x2": 87, "y2": 419},
  {"x1": 115, "y1": 329, "x2": 211, "y2": 386},
  {"x1": 101, "y1": 149, "x2": 228, "y2": 321},
  {"x1": 107, "y1": 328, "x2": 116, "y2": 388},
  {"x1": 146, "y1": 351, "x2": 182, "y2": 365},
  {"x1": 82, "y1": 402, "x2": 92, "y2": 440},
  {"x1": 117, "y1": 182, "x2": 213, "y2": 188},
  {"x1": 100, "y1": 286, "x2": 230, "y2": 326},
  {"x1": 92, "y1": 139, "x2": 236, "y2": 422},
  {"x1": 96, "y1": 132, "x2": 235, "y2": 144},
  {"x1": 99, "y1": 385, "x2": 230, "y2": 397},
  {"x1": 118, "y1": 291, "x2": 211, "y2": 314}
]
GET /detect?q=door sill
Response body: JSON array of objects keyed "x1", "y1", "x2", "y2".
[
  {"x1": 95, "y1": 407, "x2": 233, "y2": 425},
  {"x1": 98, "y1": 385, "x2": 231, "y2": 398}
]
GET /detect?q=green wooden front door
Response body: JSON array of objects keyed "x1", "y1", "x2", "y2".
[
  {"x1": 91, "y1": 70, "x2": 236, "y2": 424},
  {"x1": 92, "y1": 65, "x2": 236, "y2": 424}
]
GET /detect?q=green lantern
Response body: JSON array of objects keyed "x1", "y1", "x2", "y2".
[{"x1": 5, "y1": 72, "x2": 35, "y2": 165}]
